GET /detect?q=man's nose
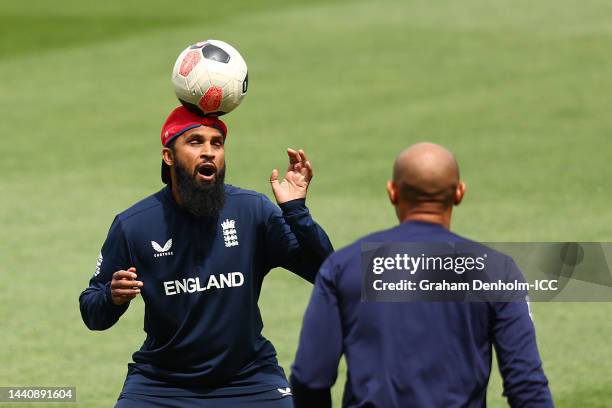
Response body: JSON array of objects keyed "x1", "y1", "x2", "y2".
[{"x1": 200, "y1": 143, "x2": 215, "y2": 159}]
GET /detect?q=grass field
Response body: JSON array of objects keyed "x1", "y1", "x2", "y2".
[{"x1": 1, "y1": 0, "x2": 612, "y2": 406}]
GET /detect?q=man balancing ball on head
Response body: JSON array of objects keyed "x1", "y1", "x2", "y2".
[{"x1": 79, "y1": 106, "x2": 333, "y2": 407}]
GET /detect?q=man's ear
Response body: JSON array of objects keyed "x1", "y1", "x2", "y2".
[
  {"x1": 162, "y1": 147, "x2": 174, "y2": 166},
  {"x1": 454, "y1": 181, "x2": 466, "y2": 206},
  {"x1": 386, "y1": 180, "x2": 398, "y2": 205}
]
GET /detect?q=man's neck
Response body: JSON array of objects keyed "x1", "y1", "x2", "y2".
[
  {"x1": 397, "y1": 205, "x2": 452, "y2": 229},
  {"x1": 170, "y1": 182, "x2": 182, "y2": 205}
]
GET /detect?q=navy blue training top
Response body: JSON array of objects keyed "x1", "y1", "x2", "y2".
[
  {"x1": 79, "y1": 185, "x2": 333, "y2": 397},
  {"x1": 291, "y1": 221, "x2": 553, "y2": 408}
]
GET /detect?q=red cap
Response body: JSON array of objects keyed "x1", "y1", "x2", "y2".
[
  {"x1": 160, "y1": 106, "x2": 228, "y2": 183},
  {"x1": 161, "y1": 105, "x2": 228, "y2": 146}
]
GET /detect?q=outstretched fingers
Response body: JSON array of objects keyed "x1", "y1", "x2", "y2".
[
  {"x1": 287, "y1": 148, "x2": 301, "y2": 172},
  {"x1": 298, "y1": 149, "x2": 313, "y2": 180}
]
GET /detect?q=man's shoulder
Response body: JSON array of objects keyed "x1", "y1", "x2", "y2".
[
  {"x1": 328, "y1": 223, "x2": 507, "y2": 263},
  {"x1": 224, "y1": 184, "x2": 270, "y2": 205},
  {"x1": 115, "y1": 189, "x2": 166, "y2": 224},
  {"x1": 225, "y1": 184, "x2": 265, "y2": 197},
  {"x1": 327, "y1": 227, "x2": 397, "y2": 266}
]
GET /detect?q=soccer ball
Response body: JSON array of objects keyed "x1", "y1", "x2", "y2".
[{"x1": 172, "y1": 39, "x2": 248, "y2": 117}]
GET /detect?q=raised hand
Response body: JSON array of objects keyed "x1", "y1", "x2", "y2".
[{"x1": 270, "y1": 148, "x2": 313, "y2": 204}]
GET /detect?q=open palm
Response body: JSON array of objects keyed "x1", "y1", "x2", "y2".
[{"x1": 270, "y1": 148, "x2": 313, "y2": 204}]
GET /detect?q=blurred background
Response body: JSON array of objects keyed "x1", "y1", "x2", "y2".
[{"x1": 1, "y1": 0, "x2": 611, "y2": 406}]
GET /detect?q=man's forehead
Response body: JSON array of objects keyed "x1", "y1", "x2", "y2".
[{"x1": 183, "y1": 125, "x2": 223, "y2": 138}]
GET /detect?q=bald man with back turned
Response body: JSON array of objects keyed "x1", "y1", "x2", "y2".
[{"x1": 290, "y1": 143, "x2": 553, "y2": 408}]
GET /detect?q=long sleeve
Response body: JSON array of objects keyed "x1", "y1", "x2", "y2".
[
  {"x1": 79, "y1": 216, "x2": 132, "y2": 330},
  {"x1": 290, "y1": 256, "x2": 343, "y2": 408},
  {"x1": 494, "y1": 260, "x2": 554, "y2": 407},
  {"x1": 262, "y1": 196, "x2": 333, "y2": 283}
]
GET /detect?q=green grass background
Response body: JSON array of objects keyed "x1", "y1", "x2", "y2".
[{"x1": 1, "y1": 0, "x2": 612, "y2": 406}]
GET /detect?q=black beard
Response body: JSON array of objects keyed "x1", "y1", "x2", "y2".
[{"x1": 174, "y1": 160, "x2": 226, "y2": 218}]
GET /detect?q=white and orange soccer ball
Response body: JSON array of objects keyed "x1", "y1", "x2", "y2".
[{"x1": 172, "y1": 39, "x2": 248, "y2": 117}]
